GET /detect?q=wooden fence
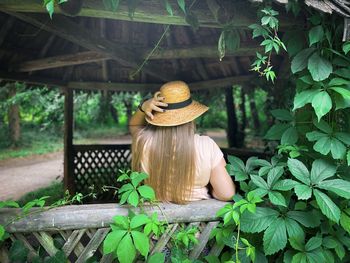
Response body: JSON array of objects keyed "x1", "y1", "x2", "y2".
[{"x1": 0, "y1": 199, "x2": 228, "y2": 262}]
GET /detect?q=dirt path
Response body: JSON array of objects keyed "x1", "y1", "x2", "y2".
[
  {"x1": 0, "y1": 132, "x2": 226, "y2": 202},
  {"x1": 0, "y1": 137, "x2": 132, "y2": 201}
]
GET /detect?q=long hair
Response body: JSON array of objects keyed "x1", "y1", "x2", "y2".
[{"x1": 132, "y1": 121, "x2": 195, "y2": 204}]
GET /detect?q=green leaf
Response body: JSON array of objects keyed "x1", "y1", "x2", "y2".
[
  {"x1": 271, "y1": 109, "x2": 293, "y2": 121},
  {"x1": 251, "y1": 175, "x2": 268, "y2": 189},
  {"x1": 267, "y1": 166, "x2": 284, "y2": 187},
  {"x1": 113, "y1": 215, "x2": 129, "y2": 229},
  {"x1": 310, "y1": 159, "x2": 336, "y2": 184},
  {"x1": 305, "y1": 237, "x2": 322, "y2": 251},
  {"x1": 45, "y1": 0, "x2": 55, "y2": 19},
  {"x1": 313, "y1": 136, "x2": 331, "y2": 155},
  {"x1": 268, "y1": 191, "x2": 287, "y2": 207},
  {"x1": 281, "y1": 126, "x2": 298, "y2": 145},
  {"x1": 291, "y1": 48, "x2": 315, "y2": 73},
  {"x1": 103, "y1": 0, "x2": 120, "y2": 12},
  {"x1": 308, "y1": 25, "x2": 324, "y2": 46},
  {"x1": 264, "y1": 123, "x2": 291, "y2": 140},
  {"x1": 328, "y1": 77, "x2": 349, "y2": 86},
  {"x1": 311, "y1": 91, "x2": 332, "y2": 121},
  {"x1": 306, "y1": 131, "x2": 328, "y2": 142},
  {"x1": 273, "y1": 179, "x2": 299, "y2": 191},
  {"x1": 128, "y1": 190, "x2": 139, "y2": 207},
  {"x1": 285, "y1": 218, "x2": 305, "y2": 240},
  {"x1": 313, "y1": 189, "x2": 341, "y2": 223},
  {"x1": 308, "y1": 53, "x2": 332, "y2": 81},
  {"x1": 334, "y1": 68, "x2": 350, "y2": 79},
  {"x1": 330, "y1": 138, "x2": 346, "y2": 159},
  {"x1": 240, "y1": 207, "x2": 279, "y2": 233},
  {"x1": 0, "y1": 200, "x2": 20, "y2": 208},
  {"x1": 148, "y1": 252, "x2": 165, "y2": 263},
  {"x1": 9, "y1": 240, "x2": 29, "y2": 262},
  {"x1": 130, "y1": 214, "x2": 150, "y2": 229},
  {"x1": 130, "y1": 172, "x2": 148, "y2": 187},
  {"x1": 340, "y1": 211, "x2": 350, "y2": 234},
  {"x1": 103, "y1": 230, "x2": 127, "y2": 254},
  {"x1": 334, "y1": 132, "x2": 350, "y2": 145},
  {"x1": 342, "y1": 41, "x2": 350, "y2": 55},
  {"x1": 263, "y1": 218, "x2": 287, "y2": 255},
  {"x1": 162, "y1": 0, "x2": 173, "y2": 16},
  {"x1": 330, "y1": 87, "x2": 350, "y2": 100},
  {"x1": 117, "y1": 234, "x2": 136, "y2": 263},
  {"x1": 293, "y1": 89, "x2": 321, "y2": 111},
  {"x1": 218, "y1": 31, "x2": 225, "y2": 61},
  {"x1": 131, "y1": 231, "x2": 149, "y2": 256},
  {"x1": 312, "y1": 118, "x2": 332, "y2": 133},
  {"x1": 294, "y1": 184, "x2": 312, "y2": 200},
  {"x1": 287, "y1": 158, "x2": 311, "y2": 185},
  {"x1": 287, "y1": 211, "x2": 321, "y2": 227},
  {"x1": 348, "y1": 150, "x2": 350, "y2": 166},
  {"x1": 138, "y1": 185, "x2": 155, "y2": 200},
  {"x1": 292, "y1": 252, "x2": 307, "y2": 263},
  {"x1": 317, "y1": 179, "x2": 350, "y2": 199},
  {"x1": 177, "y1": 0, "x2": 185, "y2": 13}
]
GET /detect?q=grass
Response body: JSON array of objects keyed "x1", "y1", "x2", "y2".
[
  {"x1": 17, "y1": 181, "x2": 65, "y2": 207},
  {"x1": 0, "y1": 124, "x2": 129, "y2": 161}
]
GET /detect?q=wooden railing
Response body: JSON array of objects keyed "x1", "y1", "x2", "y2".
[{"x1": 0, "y1": 199, "x2": 228, "y2": 263}]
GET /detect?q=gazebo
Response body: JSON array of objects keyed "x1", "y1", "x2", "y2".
[{"x1": 0, "y1": 0, "x2": 350, "y2": 261}]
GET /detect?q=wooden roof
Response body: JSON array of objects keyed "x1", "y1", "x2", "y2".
[{"x1": 0, "y1": 0, "x2": 341, "y2": 92}]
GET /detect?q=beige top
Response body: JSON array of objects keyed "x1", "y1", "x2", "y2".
[{"x1": 141, "y1": 134, "x2": 224, "y2": 201}]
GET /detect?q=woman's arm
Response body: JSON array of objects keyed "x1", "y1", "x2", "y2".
[
  {"x1": 129, "y1": 96, "x2": 168, "y2": 136},
  {"x1": 209, "y1": 158, "x2": 236, "y2": 201}
]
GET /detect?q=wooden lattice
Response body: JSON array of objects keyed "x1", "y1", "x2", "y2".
[
  {"x1": 73, "y1": 144, "x2": 131, "y2": 202},
  {"x1": 0, "y1": 200, "x2": 227, "y2": 263}
]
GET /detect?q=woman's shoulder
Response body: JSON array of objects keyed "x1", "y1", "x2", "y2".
[{"x1": 194, "y1": 134, "x2": 216, "y2": 145}]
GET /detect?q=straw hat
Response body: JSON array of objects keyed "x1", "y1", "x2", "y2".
[{"x1": 146, "y1": 81, "x2": 209, "y2": 126}]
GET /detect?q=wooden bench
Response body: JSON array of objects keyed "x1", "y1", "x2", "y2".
[{"x1": 0, "y1": 199, "x2": 228, "y2": 262}]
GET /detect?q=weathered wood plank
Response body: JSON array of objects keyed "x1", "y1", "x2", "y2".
[
  {"x1": 62, "y1": 229, "x2": 87, "y2": 257},
  {"x1": 0, "y1": 199, "x2": 228, "y2": 233},
  {"x1": 32, "y1": 231, "x2": 59, "y2": 256},
  {"x1": 76, "y1": 228, "x2": 110, "y2": 263},
  {"x1": 0, "y1": 0, "x2": 281, "y2": 28},
  {"x1": 16, "y1": 44, "x2": 261, "y2": 72},
  {"x1": 151, "y1": 223, "x2": 179, "y2": 254},
  {"x1": 3, "y1": 11, "x2": 172, "y2": 81},
  {"x1": 189, "y1": 221, "x2": 219, "y2": 259}
]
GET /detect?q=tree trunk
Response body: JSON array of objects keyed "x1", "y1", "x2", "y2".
[
  {"x1": 7, "y1": 84, "x2": 20, "y2": 146},
  {"x1": 240, "y1": 88, "x2": 247, "y2": 133},
  {"x1": 110, "y1": 105, "x2": 119, "y2": 124},
  {"x1": 248, "y1": 91, "x2": 260, "y2": 131},
  {"x1": 98, "y1": 90, "x2": 110, "y2": 124},
  {"x1": 225, "y1": 87, "x2": 239, "y2": 148}
]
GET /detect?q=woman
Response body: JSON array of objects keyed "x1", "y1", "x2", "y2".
[{"x1": 129, "y1": 81, "x2": 235, "y2": 204}]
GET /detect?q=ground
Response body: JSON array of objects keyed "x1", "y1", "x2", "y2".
[{"x1": 0, "y1": 131, "x2": 228, "y2": 201}]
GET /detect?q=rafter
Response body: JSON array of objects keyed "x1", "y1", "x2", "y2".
[
  {"x1": 16, "y1": 44, "x2": 262, "y2": 72},
  {"x1": 3, "y1": 11, "x2": 172, "y2": 81},
  {"x1": 0, "y1": 0, "x2": 300, "y2": 28}
]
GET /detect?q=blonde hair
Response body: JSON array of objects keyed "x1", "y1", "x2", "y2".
[{"x1": 132, "y1": 122, "x2": 195, "y2": 204}]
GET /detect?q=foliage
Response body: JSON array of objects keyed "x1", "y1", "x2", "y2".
[
  {"x1": 116, "y1": 170, "x2": 156, "y2": 207},
  {"x1": 0, "y1": 189, "x2": 93, "y2": 262},
  {"x1": 249, "y1": 7, "x2": 286, "y2": 82}
]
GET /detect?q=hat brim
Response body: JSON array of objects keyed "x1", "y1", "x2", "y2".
[{"x1": 145, "y1": 100, "x2": 209, "y2": 127}]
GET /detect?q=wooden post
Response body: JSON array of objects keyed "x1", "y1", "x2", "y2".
[
  {"x1": 7, "y1": 83, "x2": 20, "y2": 146},
  {"x1": 64, "y1": 87, "x2": 75, "y2": 195},
  {"x1": 225, "y1": 86, "x2": 239, "y2": 148}
]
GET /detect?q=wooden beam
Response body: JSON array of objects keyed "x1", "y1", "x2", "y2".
[
  {"x1": 63, "y1": 87, "x2": 75, "y2": 195},
  {"x1": 190, "y1": 75, "x2": 254, "y2": 91},
  {"x1": 68, "y1": 81, "x2": 159, "y2": 92},
  {"x1": 0, "y1": 0, "x2": 300, "y2": 28},
  {"x1": 3, "y1": 11, "x2": 172, "y2": 81},
  {"x1": 16, "y1": 44, "x2": 262, "y2": 72},
  {"x1": 0, "y1": 199, "x2": 228, "y2": 232},
  {"x1": 0, "y1": 70, "x2": 66, "y2": 87}
]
